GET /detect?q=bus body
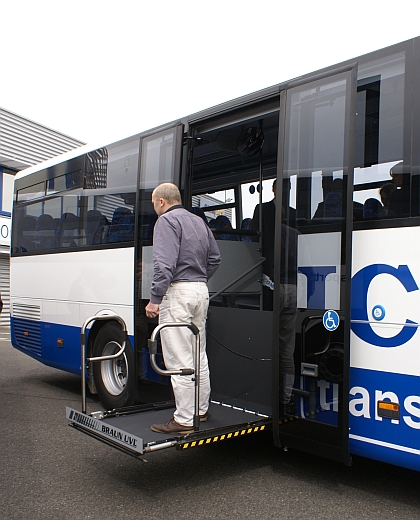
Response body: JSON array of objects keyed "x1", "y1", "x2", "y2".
[{"x1": 11, "y1": 37, "x2": 420, "y2": 471}]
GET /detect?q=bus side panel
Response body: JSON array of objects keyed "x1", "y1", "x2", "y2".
[
  {"x1": 10, "y1": 248, "x2": 135, "y2": 374},
  {"x1": 350, "y1": 228, "x2": 420, "y2": 471},
  {"x1": 11, "y1": 316, "x2": 135, "y2": 375},
  {"x1": 10, "y1": 249, "x2": 134, "y2": 305},
  {"x1": 11, "y1": 316, "x2": 82, "y2": 374},
  {"x1": 349, "y1": 367, "x2": 420, "y2": 471}
]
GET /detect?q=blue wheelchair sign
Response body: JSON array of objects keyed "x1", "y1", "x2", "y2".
[{"x1": 323, "y1": 310, "x2": 340, "y2": 331}]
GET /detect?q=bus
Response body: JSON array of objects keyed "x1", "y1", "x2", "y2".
[{"x1": 10, "y1": 36, "x2": 420, "y2": 471}]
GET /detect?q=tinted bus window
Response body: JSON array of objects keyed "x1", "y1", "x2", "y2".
[
  {"x1": 12, "y1": 135, "x2": 140, "y2": 254},
  {"x1": 352, "y1": 52, "x2": 408, "y2": 221}
]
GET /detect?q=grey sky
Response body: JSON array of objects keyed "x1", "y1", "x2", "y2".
[{"x1": 3, "y1": 0, "x2": 419, "y2": 146}]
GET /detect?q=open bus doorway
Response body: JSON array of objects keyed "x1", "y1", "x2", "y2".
[{"x1": 188, "y1": 107, "x2": 280, "y2": 423}]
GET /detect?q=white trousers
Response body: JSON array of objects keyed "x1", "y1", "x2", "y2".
[{"x1": 159, "y1": 281, "x2": 211, "y2": 426}]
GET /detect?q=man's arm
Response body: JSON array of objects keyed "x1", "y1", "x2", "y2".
[
  {"x1": 149, "y1": 217, "x2": 180, "y2": 304},
  {"x1": 206, "y1": 230, "x2": 222, "y2": 280}
]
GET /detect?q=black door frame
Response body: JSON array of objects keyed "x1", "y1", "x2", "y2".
[{"x1": 272, "y1": 64, "x2": 358, "y2": 465}]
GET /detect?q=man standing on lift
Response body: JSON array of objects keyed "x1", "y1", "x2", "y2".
[{"x1": 145, "y1": 183, "x2": 221, "y2": 434}]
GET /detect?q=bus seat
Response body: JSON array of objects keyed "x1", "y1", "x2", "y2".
[
  {"x1": 107, "y1": 207, "x2": 134, "y2": 243},
  {"x1": 56, "y1": 212, "x2": 79, "y2": 247},
  {"x1": 190, "y1": 206, "x2": 209, "y2": 225},
  {"x1": 240, "y1": 218, "x2": 252, "y2": 241},
  {"x1": 323, "y1": 192, "x2": 342, "y2": 220},
  {"x1": 19, "y1": 216, "x2": 37, "y2": 252},
  {"x1": 210, "y1": 215, "x2": 239, "y2": 240},
  {"x1": 34, "y1": 214, "x2": 56, "y2": 250},
  {"x1": 363, "y1": 198, "x2": 386, "y2": 219},
  {"x1": 86, "y1": 210, "x2": 108, "y2": 245}
]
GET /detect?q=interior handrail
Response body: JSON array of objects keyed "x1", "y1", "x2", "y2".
[{"x1": 209, "y1": 257, "x2": 265, "y2": 301}]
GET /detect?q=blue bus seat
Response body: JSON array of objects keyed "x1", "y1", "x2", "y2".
[
  {"x1": 86, "y1": 210, "x2": 108, "y2": 245},
  {"x1": 56, "y1": 213, "x2": 79, "y2": 248},
  {"x1": 107, "y1": 207, "x2": 134, "y2": 243},
  {"x1": 34, "y1": 214, "x2": 56, "y2": 250}
]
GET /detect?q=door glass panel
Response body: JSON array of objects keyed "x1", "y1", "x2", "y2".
[
  {"x1": 135, "y1": 125, "x2": 183, "y2": 392},
  {"x1": 137, "y1": 125, "x2": 183, "y2": 295},
  {"x1": 280, "y1": 72, "x2": 352, "y2": 442},
  {"x1": 140, "y1": 128, "x2": 179, "y2": 190},
  {"x1": 353, "y1": 52, "x2": 408, "y2": 220}
]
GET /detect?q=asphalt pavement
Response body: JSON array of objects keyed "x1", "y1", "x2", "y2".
[{"x1": 1, "y1": 328, "x2": 420, "y2": 520}]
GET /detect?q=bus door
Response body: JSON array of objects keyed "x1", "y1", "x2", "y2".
[
  {"x1": 275, "y1": 66, "x2": 357, "y2": 463},
  {"x1": 135, "y1": 123, "x2": 184, "y2": 399},
  {"x1": 186, "y1": 100, "x2": 281, "y2": 426}
]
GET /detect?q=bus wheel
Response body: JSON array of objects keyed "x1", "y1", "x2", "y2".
[{"x1": 92, "y1": 322, "x2": 136, "y2": 410}]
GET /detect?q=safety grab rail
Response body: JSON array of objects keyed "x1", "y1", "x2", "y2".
[
  {"x1": 209, "y1": 256, "x2": 265, "y2": 302},
  {"x1": 80, "y1": 314, "x2": 128, "y2": 414},
  {"x1": 148, "y1": 322, "x2": 201, "y2": 431}
]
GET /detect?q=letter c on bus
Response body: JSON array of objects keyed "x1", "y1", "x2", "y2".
[{"x1": 351, "y1": 264, "x2": 418, "y2": 347}]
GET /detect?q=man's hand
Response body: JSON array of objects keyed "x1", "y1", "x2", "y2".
[{"x1": 145, "y1": 302, "x2": 160, "y2": 318}]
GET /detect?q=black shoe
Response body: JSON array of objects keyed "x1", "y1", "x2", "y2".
[
  {"x1": 151, "y1": 418, "x2": 194, "y2": 434},
  {"x1": 200, "y1": 411, "x2": 210, "y2": 422},
  {"x1": 281, "y1": 396, "x2": 296, "y2": 417}
]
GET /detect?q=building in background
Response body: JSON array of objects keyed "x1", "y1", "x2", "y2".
[{"x1": 0, "y1": 107, "x2": 84, "y2": 325}]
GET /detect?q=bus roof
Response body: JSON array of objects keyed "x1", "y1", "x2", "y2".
[{"x1": 15, "y1": 36, "x2": 418, "y2": 182}]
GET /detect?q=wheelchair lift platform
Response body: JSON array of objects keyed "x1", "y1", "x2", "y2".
[
  {"x1": 67, "y1": 400, "x2": 270, "y2": 459},
  {"x1": 70, "y1": 319, "x2": 270, "y2": 458}
]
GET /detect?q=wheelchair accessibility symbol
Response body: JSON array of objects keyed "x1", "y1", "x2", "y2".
[{"x1": 323, "y1": 310, "x2": 340, "y2": 331}]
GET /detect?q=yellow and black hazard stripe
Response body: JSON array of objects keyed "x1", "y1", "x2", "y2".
[
  {"x1": 177, "y1": 424, "x2": 267, "y2": 450},
  {"x1": 278, "y1": 407, "x2": 332, "y2": 425}
]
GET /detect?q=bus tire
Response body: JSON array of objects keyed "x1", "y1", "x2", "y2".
[{"x1": 92, "y1": 321, "x2": 136, "y2": 410}]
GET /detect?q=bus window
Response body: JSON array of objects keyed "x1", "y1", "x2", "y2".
[
  {"x1": 140, "y1": 128, "x2": 180, "y2": 190},
  {"x1": 47, "y1": 171, "x2": 83, "y2": 195},
  {"x1": 17, "y1": 181, "x2": 45, "y2": 203},
  {"x1": 353, "y1": 52, "x2": 408, "y2": 221},
  {"x1": 193, "y1": 189, "x2": 237, "y2": 240},
  {"x1": 12, "y1": 136, "x2": 139, "y2": 254}
]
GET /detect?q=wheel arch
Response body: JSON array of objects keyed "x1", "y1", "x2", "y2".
[
  {"x1": 86, "y1": 317, "x2": 134, "y2": 396},
  {"x1": 89, "y1": 317, "x2": 136, "y2": 409}
]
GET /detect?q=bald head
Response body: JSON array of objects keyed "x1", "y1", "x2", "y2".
[
  {"x1": 153, "y1": 183, "x2": 182, "y2": 204},
  {"x1": 152, "y1": 183, "x2": 182, "y2": 216}
]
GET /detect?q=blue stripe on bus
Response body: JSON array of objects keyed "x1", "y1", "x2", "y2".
[
  {"x1": 349, "y1": 367, "x2": 420, "y2": 471},
  {"x1": 11, "y1": 317, "x2": 134, "y2": 376}
]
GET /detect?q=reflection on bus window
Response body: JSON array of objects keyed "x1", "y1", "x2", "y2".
[
  {"x1": 12, "y1": 191, "x2": 136, "y2": 253},
  {"x1": 12, "y1": 135, "x2": 140, "y2": 254},
  {"x1": 353, "y1": 53, "x2": 413, "y2": 222}
]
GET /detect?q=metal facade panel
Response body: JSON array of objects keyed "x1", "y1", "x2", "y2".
[
  {"x1": 0, "y1": 253, "x2": 10, "y2": 326},
  {"x1": 0, "y1": 107, "x2": 85, "y2": 168}
]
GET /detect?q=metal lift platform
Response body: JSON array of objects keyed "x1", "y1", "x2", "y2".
[
  {"x1": 67, "y1": 317, "x2": 270, "y2": 459},
  {"x1": 67, "y1": 400, "x2": 270, "y2": 459}
]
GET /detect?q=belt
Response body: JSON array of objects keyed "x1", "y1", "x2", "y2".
[{"x1": 170, "y1": 281, "x2": 207, "y2": 285}]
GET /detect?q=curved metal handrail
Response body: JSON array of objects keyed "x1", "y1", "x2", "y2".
[
  {"x1": 148, "y1": 322, "x2": 198, "y2": 376},
  {"x1": 80, "y1": 314, "x2": 128, "y2": 413},
  {"x1": 148, "y1": 322, "x2": 201, "y2": 431}
]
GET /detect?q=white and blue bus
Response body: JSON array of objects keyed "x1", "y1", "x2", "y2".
[{"x1": 11, "y1": 37, "x2": 420, "y2": 470}]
